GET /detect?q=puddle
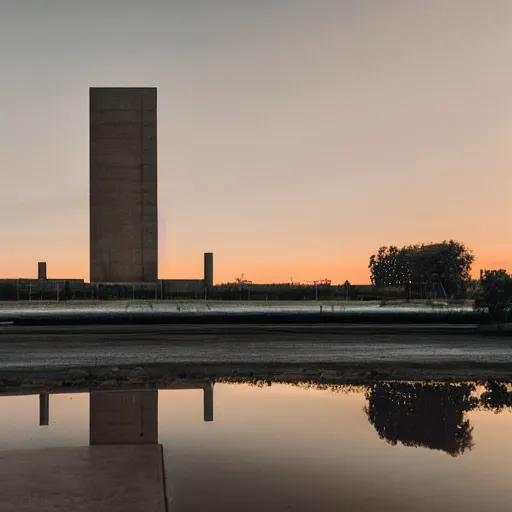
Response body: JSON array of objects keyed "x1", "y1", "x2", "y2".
[{"x1": 0, "y1": 381, "x2": 511, "y2": 511}]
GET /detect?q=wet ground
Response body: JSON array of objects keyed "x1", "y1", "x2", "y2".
[
  {"x1": 1, "y1": 324, "x2": 512, "y2": 384},
  {"x1": 1, "y1": 381, "x2": 512, "y2": 511}
]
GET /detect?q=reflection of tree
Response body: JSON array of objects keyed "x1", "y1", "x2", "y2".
[
  {"x1": 365, "y1": 383, "x2": 477, "y2": 457},
  {"x1": 480, "y1": 381, "x2": 512, "y2": 414}
]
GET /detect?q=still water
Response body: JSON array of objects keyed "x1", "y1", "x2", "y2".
[{"x1": 0, "y1": 382, "x2": 511, "y2": 511}]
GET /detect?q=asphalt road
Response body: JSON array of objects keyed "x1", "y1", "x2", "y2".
[{"x1": 1, "y1": 324, "x2": 511, "y2": 372}]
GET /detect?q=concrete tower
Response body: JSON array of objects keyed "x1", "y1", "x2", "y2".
[{"x1": 89, "y1": 87, "x2": 158, "y2": 283}]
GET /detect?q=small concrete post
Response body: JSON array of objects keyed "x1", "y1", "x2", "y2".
[
  {"x1": 203, "y1": 384, "x2": 214, "y2": 422},
  {"x1": 204, "y1": 253, "x2": 214, "y2": 288},
  {"x1": 38, "y1": 262, "x2": 47, "y2": 280},
  {"x1": 39, "y1": 394, "x2": 49, "y2": 426}
]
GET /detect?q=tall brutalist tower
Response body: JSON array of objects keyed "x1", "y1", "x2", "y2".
[{"x1": 89, "y1": 87, "x2": 158, "y2": 283}]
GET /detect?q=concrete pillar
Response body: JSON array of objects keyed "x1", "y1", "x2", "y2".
[
  {"x1": 203, "y1": 384, "x2": 214, "y2": 422},
  {"x1": 203, "y1": 253, "x2": 214, "y2": 288},
  {"x1": 39, "y1": 394, "x2": 49, "y2": 426},
  {"x1": 38, "y1": 262, "x2": 47, "y2": 280}
]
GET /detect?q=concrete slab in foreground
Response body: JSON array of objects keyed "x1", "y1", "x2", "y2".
[{"x1": 0, "y1": 445, "x2": 166, "y2": 512}]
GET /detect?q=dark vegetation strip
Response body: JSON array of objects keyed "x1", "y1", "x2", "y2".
[
  {"x1": 1, "y1": 310, "x2": 493, "y2": 326},
  {"x1": 1, "y1": 323, "x2": 510, "y2": 337},
  {"x1": 3, "y1": 362, "x2": 512, "y2": 395}
]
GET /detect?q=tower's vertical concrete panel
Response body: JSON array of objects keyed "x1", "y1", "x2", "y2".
[{"x1": 90, "y1": 87, "x2": 158, "y2": 283}]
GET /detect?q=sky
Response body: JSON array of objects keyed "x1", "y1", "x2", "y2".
[{"x1": 0, "y1": 0, "x2": 511, "y2": 284}]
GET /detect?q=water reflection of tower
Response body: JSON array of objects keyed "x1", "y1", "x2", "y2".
[
  {"x1": 38, "y1": 383, "x2": 215, "y2": 443},
  {"x1": 89, "y1": 390, "x2": 159, "y2": 445},
  {"x1": 33, "y1": 385, "x2": 216, "y2": 510},
  {"x1": 89, "y1": 384, "x2": 214, "y2": 445}
]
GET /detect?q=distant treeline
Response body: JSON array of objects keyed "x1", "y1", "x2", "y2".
[
  {"x1": 205, "y1": 282, "x2": 477, "y2": 302},
  {"x1": 0, "y1": 280, "x2": 478, "y2": 302}
]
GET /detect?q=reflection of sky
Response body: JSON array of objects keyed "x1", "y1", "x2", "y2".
[
  {"x1": 0, "y1": 394, "x2": 89, "y2": 449},
  {"x1": 0, "y1": 385, "x2": 511, "y2": 511}
]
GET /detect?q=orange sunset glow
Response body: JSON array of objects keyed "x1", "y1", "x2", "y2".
[{"x1": 1, "y1": 1, "x2": 511, "y2": 284}]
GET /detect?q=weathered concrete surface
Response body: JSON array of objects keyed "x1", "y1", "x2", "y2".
[
  {"x1": 90, "y1": 87, "x2": 158, "y2": 283},
  {"x1": 0, "y1": 445, "x2": 166, "y2": 512}
]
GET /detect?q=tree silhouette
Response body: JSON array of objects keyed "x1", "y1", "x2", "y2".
[
  {"x1": 369, "y1": 240, "x2": 474, "y2": 298},
  {"x1": 479, "y1": 381, "x2": 512, "y2": 413},
  {"x1": 474, "y1": 270, "x2": 512, "y2": 322},
  {"x1": 365, "y1": 382, "x2": 477, "y2": 457}
]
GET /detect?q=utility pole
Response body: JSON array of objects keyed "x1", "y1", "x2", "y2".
[
  {"x1": 235, "y1": 274, "x2": 252, "y2": 301},
  {"x1": 236, "y1": 274, "x2": 243, "y2": 301}
]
